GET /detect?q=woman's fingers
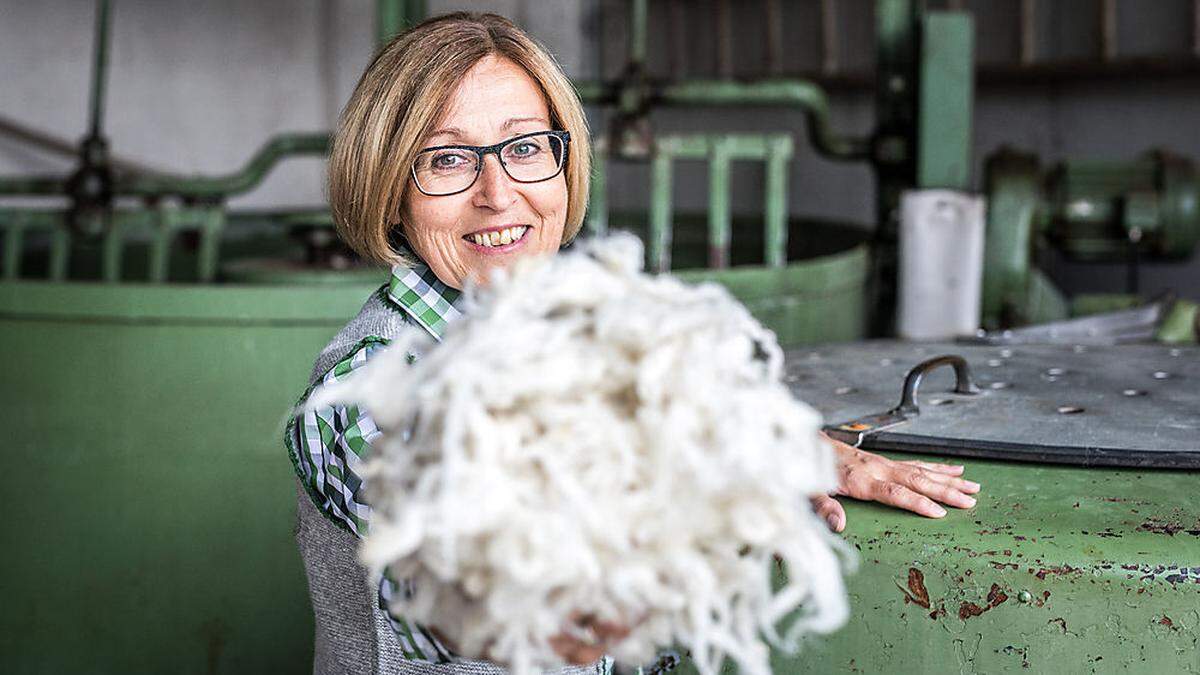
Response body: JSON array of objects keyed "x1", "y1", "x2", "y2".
[
  {"x1": 901, "y1": 469, "x2": 977, "y2": 509},
  {"x1": 868, "y1": 479, "x2": 947, "y2": 518},
  {"x1": 810, "y1": 494, "x2": 846, "y2": 532},
  {"x1": 918, "y1": 469, "x2": 982, "y2": 494},
  {"x1": 899, "y1": 460, "x2": 965, "y2": 476},
  {"x1": 822, "y1": 434, "x2": 982, "y2": 520}
]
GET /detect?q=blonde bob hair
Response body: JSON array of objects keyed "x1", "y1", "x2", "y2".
[{"x1": 328, "y1": 12, "x2": 592, "y2": 266}]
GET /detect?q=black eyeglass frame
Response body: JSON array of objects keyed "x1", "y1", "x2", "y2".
[{"x1": 410, "y1": 130, "x2": 571, "y2": 197}]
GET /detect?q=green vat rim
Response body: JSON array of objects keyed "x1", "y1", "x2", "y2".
[
  {"x1": 676, "y1": 243, "x2": 869, "y2": 297},
  {"x1": 0, "y1": 242, "x2": 868, "y2": 325},
  {"x1": 0, "y1": 280, "x2": 385, "y2": 325}
]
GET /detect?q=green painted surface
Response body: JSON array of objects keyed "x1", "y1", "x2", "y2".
[
  {"x1": 612, "y1": 214, "x2": 870, "y2": 346},
  {"x1": 674, "y1": 453, "x2": 1200, "y2": 674},
  {"x1": 0, "y1": 281, "x2": 381, "y2": 674},
  {"x1": 917, "y1": 12, "x2": 974, "y2": 190},
  {"x1": 678, "y1": 249, "x2": 867, "y2": 346}
]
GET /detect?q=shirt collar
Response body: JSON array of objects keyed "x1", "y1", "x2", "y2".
[{"x1": 386, "y1": 258, "x2": 464, "y2": 342}]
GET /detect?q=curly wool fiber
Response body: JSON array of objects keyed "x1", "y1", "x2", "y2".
[{"x1": 307, "y1": 234, "x2": 849, "y2": 675}]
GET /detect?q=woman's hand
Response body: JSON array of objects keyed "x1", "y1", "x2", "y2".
[
  {"x1": 812, "y1": 432, "x2": 981, "y2": 532},
  {"x1": 548, "y1": 612, "x2": 631, "y2": 665}
]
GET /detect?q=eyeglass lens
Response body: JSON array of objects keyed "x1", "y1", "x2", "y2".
[{"x1": 413, "y1": 133, "x2": 565, "y2": 195}]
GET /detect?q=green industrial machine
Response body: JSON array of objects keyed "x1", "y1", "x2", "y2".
[
  {"x1": 2, "y1": 1, "x2": 1198, "y2": 674},
  {"x1": 983, "y1": 147, "x2": 1200, "y2": 336}
]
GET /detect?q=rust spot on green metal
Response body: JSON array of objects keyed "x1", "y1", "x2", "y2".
[
  {"x1": 958, "y1": 583, "x2": 1009, "y2": 621},
  {"x1": 1034, "y1": 565, "x2": 1080, "y2": 581},
  {"x1": 904, "y1": 567, "x2": 931, "y2": 608},
  {"x1": 958, "y1": 602, "x2": 986, "y2": 620}
]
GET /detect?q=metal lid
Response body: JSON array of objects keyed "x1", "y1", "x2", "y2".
[{"x1": 788, "y1": 340, "x2": 1199, "y2": 469}]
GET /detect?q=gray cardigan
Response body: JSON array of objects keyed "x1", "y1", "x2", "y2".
[{"x1": 294, "y1": 288, "x2": 604, "y2": 675}]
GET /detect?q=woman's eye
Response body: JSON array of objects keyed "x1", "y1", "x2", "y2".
[
  {"x1": 432, "y1": 152, "x2": 469, "y2": 170},
  {"x1": 511, "y1": 142, "x2": 540, "y2": 157}
]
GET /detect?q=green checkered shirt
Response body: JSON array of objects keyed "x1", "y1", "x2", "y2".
[{"x1": 285, "y1": 259, "x2": 462, "y2": 662}]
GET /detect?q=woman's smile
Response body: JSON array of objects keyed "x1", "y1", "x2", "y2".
[{"x1": 462, "y1": 224, "x2": 533, "y2": 253}]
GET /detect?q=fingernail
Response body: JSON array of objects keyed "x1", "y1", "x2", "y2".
[
  {"x1": 964, "y1": 496, "x2": 977, "y2": 507},
  {"x1": 965, "y1": 480, "x2": 980, "y2": 490},
  {"x1": 826, "y1": 514, "x2": 840, "y2": 530},
  {"x1": 933, "y1": 505, "x2": 947, "y2": 517}
]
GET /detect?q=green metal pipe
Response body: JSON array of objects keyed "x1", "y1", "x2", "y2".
[
  {"x1": 48, "y1": 227, "x2": 70, "y2": 281},
  {"x1": 148, "y1": 209, "x2": 175, "y2": 283},
  {"x1": 0, "y1": 133, "x2": 328, "y2": 199},
  {"x1": 649, "y1": 147, "x2": 674, "y2": 273},
  {"x1": 629, "y1": 0, "x2": 648, "y2": 67},
  {"x1": 376, "y1": 0, "x2": 424, "y2": 46},
  {"x1": 117, "y1": 133, "x2": 329, "y2": 198},
  {"x1": 586, "y1": 138, "x2": 609, "y2": 236},
  {"x1": 763, "y1": 139, "x2": 792, "y2": 267},
  {"x1": 102, "y1": 218, "x2": 123, "y2": 282},
  {"x1": 196, "y1": 207, "x2": 224, "y2": 283},
  {"x1": 641, "y1": 134, "x2": 795, "y2": 271},
  {"x1": 2, "y1": 216, "x2": 24, "y2": 280},
  {"x1": 0, "y1": 176, "x2": 67, "y2": 195},
  {"x1": 657, "y1": 81, "x2": 870, "y2": 161},
  {"x1": 708, "y1": 137, "x2": 733, "y2": 269},
  {"x1": 88, "y1": 0, "x2": 112, "y2": 139}
]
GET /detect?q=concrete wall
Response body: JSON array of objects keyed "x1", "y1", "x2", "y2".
[{"x1": 1, "y1": 0, "x2": 1197, "y2": 296}]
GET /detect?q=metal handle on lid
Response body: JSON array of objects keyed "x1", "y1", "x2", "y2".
[{"x1": 893, "y1": 355, "x2": 980, "y2": 416}]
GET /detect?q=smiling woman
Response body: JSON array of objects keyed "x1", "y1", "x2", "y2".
[{"x1": 290, "y1": 12, "x2": 605, "y2": 675}]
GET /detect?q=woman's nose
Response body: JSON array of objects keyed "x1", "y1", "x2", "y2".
[{"x1": 471, "y1": 154, "x2": 517, "y2": 211}]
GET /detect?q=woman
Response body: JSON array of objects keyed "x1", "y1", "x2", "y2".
[{"x1": 285, "y1": 12, "x2": 980, "y2": 674}]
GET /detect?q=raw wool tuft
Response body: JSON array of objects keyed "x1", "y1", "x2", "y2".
[{"x1": 307, "y1": 233, "x2": 851, "y2": 675}]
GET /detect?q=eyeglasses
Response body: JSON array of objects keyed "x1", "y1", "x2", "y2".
[{"x1": 411, "y1": 130, "x2": 570, "y2": 197}]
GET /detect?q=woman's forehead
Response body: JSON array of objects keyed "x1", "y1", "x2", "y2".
[{"x1": 429, "y1": 56, "x2": 551, "y2": 145}]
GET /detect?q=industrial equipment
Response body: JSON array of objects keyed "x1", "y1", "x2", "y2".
[{"x1": 1, "y1": 0, "x2": 1197, "y2": 673}]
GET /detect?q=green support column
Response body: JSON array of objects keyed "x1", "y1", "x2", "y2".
[
  {"x1": 917, "y1": 12, "x2": 975, "y2": 189},
  {"x1": 48, "y1": 226, "x2": 70, "y2": 281},
  {"x1": 2, "y1": 216, "x2": 25, "y2": 280},
  {"x1": 102, "y1": 215, "x2": 124, "y2": 282},
  {"x1": 708, "y1": 137, "x2": 733, "y2": 269},
  {"x1": 196, "y1": 207, "x2": 225, "y2": 283},
  {"x1": 148, "y1": 207, "x2": 176, "y2": 283},
  {"x1": 649, "y1": 146, "x2": 674, "y2": 273},
  {"x1": 871, "y1": 0, "x2": 920, "y2": 336},
  {"x1": 763, "y1": 137, "x2": 793, "y2": 267}
]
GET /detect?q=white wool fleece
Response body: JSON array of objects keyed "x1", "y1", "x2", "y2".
[{"x1": 307, "y1": 233, "x2": 851, "y2": 675}]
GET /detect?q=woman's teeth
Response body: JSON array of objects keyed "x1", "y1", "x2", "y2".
[{"x1": 470, "y1": 225, "x2": 528, "y2": 247}]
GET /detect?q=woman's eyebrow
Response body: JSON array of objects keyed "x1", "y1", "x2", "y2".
[
  {"x1": 500, "y1": 116, "x2": 550, "y2": 131},
  {"x1": 427, "y1": 117, "x2": 551, "y2": 144}
]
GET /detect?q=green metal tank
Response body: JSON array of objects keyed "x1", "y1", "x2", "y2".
[
  {"x1": 0, "y1": 215, "x2": 869, "y2": 673},
  {"x1": 0, "y1": 279, "x2": 382, "y2": 673}
]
